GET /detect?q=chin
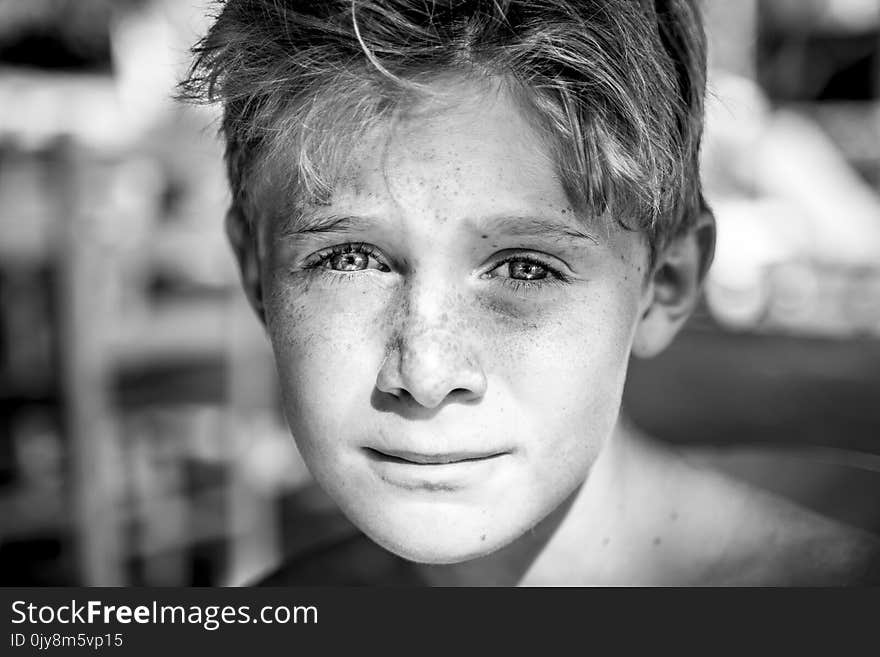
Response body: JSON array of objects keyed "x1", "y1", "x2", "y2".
[
  {"x1": 346, "y1": 502, "x2": 528, "y2": 565},
  {"x1": 365, "y1": 527, "x2": 505, "y2": 564}
]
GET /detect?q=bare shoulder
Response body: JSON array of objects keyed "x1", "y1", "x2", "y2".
[{"x1": 627, "y1": 435, "x2": 880, "y2": 585}]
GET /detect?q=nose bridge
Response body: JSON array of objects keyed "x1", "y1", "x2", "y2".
[
  {"x1": 399, "y1": 296, "x2": 460, "y2": 374},
  {"x1": 397, "y1": 275, "x2": 464, "y2": 375},
  {"x1": 379, "y1": 276, "x2": 486, "y2": 407},
  {"x1": 400, "y1": 271, "x2": 454, "y2": 333}
]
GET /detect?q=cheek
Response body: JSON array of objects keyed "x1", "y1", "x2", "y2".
[
  {"x1": 261, "y1": 276, "x2": 390, "y2": 429},
  {"x1": 487, "y1": 285, "x2": 641, "y2": 467},
  {"x1": 491, "y1": 284, "x2": 640, "y2": 397},
  {"x1": 265, "y1": 270, "x2": 388, "y2": 350}
]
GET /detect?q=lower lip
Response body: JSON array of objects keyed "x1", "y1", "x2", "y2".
[{"x1": 365, "y1": 451, "x2": 509, "y2": 491}]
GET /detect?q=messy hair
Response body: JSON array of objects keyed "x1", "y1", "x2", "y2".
[{"x1": 180, "y1": 0, "x2": 709, "y2": 255}]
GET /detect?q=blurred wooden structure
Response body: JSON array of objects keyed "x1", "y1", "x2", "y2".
[{"x1": 0, "y1": 0, "x2": 303, "y2": 584}]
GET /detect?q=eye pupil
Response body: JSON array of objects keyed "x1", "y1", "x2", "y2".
[{"x1": 509, "y1": 260, "x2": 547, "y2": 280}]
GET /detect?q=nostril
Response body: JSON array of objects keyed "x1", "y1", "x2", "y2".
[
  {"x1": 449, "y1": 387, "x2": 481, "y2": 402},
  {"x1": 377, "y1": 384, "x2": 405, "y2": 400}
]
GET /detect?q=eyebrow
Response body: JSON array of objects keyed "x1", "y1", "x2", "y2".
[
  {"x1": 279, "y1": 212, "x2": 601, "y2": 246},
  {"x1": 475, "y1": 215, "x2": 601, "y2": 246},
  {"x1": 278, "y1": 213, "x2": 364, "y2": 238}
]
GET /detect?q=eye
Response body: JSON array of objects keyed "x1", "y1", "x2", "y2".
[
  {"x1": 483, "y1": 254, "x2": 568, "y2": 289},
  {"x1": 307, "y1": 243, "x2": 390, "y2": 273}
]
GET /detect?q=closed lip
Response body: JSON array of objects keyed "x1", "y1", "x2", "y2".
[{"x1": 364, "y1": 447, "x2": 510, "y2": 465}]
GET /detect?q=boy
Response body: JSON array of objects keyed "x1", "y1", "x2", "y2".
[{"x1": 181, "y1": 0, "x2": 879, "y2": 585}]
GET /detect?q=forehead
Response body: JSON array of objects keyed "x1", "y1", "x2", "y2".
[{"x1": 318, "y1": 78, "x2": 575, "y2": 222}]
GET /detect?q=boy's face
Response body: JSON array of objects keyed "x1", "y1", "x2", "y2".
[{"x1": 258, "y1": 80, "x2": 652, "y2": 563}]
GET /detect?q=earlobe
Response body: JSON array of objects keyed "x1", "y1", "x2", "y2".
[
  {"x1": 226, "y1": 207, "x2": 266, "y2": 324},
  {"x1": 632, "y1": 209, "x2": 716, "y2": 359}
]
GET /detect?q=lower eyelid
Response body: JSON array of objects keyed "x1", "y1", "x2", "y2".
[
  {"x1": 502, "y1": 276, "x2": 564, "y2": 289},
  {"x1": 309, "y1": 267, "x2": 399, "y2": 290},
  {"x1": 323, "y1": 270, "x2": 361, "y2": 284}
]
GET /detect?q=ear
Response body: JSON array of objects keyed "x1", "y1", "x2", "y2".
[
  {"x1": 631, "y1": 208, "x2": 715, "y2": 358},
  {"x1": 226, "y1": 206, "x2": 266, "y2": 325}
]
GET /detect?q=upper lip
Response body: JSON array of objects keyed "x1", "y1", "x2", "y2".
[{"x1": 364, "y1": 447, "x2": 508, "y2": 465}]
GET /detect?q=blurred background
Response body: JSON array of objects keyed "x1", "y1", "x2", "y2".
[{"x1": 0, "y1": 0, "x2": 878, "y2": 586}]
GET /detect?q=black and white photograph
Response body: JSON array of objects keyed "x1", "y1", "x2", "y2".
[{"x1": 1, "y1": 0, "x2": 879, "y2": 592}]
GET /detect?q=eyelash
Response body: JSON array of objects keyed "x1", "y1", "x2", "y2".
[{"x1": 300, "y1": 243, "x2": 568, "y2": 292}]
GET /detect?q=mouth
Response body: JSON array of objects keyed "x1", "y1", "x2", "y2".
[
  {"x1": 363, "y1": 446, "x2": 512, "y2": 491},
  {"x1": 363, "y1": 447, "x2": 509, "y2": 465}
]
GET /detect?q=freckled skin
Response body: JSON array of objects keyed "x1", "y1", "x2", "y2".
[{"x1": 259, "y1": 79, "x2": 650, "y2": 565}]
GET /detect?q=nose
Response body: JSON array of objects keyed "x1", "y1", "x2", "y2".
[{"x1": 375, "y1": 299, "x2": 487, "y2": 409}]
